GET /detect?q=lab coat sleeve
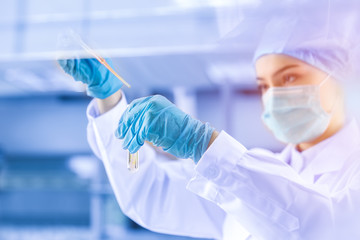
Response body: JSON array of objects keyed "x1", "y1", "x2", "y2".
[
  {"x1": 86, "y1": 93, "x2": 226, "y2": 239},
  {"x1": 187, "y1": 131, "x2": 360, "y2": 240}
]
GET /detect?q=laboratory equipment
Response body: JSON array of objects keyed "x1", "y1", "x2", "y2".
[
  {"x1": 58, "y1": 30, "x2": 139, "y2": 172},
  {"x1": 127, "y1": 151, "x2": 139, "y2": 172},
  {"x1": 71, "y1": 33, "x2": 131, "y2": 88}
]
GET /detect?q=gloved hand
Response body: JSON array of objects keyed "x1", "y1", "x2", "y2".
[
  {"x1": 115, "y1": 95, "x2": 215, "y2": 163},
  {"x1": 58, "y1": 58, "x2": 123, "y2": 99}
]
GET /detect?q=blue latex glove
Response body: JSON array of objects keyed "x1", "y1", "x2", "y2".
[
  {"x1": 58, "y1": 58, "x2": 123, "y2": 99},
  {"x1": 115, "y1": 95, "x2": 215, "y2": 163}
]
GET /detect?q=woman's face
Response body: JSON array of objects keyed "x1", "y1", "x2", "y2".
[{"x1": 255, "y1": 54, "x2": 338, "y2": 112}]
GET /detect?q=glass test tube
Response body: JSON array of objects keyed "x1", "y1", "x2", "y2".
[{"x1": 127, "y1": 151, "x2": 139, "y2": 172}]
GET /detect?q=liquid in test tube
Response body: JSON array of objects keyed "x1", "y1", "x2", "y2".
[{"x1": 128, "y1": 151, "x2": 139, "y2": 172}]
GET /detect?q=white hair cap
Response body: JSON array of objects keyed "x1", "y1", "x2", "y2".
[{"x1": 253, "y1": 0, "x2": 360, "y2": 82}]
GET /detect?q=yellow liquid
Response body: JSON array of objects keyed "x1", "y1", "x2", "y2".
[{"x1": 127, "y1": 151, "x2": 139, "y2": 172}]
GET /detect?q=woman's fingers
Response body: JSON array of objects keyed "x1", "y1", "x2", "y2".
[{"x1": 116, "y1": 96, "x2": 154, "y2": 139}]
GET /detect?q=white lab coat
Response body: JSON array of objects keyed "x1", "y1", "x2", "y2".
[{"x1": 86, "y1": 93, "x2": 360, "y2": 240}]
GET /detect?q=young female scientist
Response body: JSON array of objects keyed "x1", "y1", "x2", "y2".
[{"x1": 58, "y1": 20, "x2": 360, "y2": 240}]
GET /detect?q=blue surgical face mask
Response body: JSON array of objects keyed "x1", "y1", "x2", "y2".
[{"x1": 261, "y1": 75, "x2": 333, "y2": 144}]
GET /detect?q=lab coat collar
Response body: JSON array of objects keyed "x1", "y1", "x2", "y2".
[
  {"x1": 284, "y1": 118, "x2": 360, "y2": 180},
  {"x1": 303, "y1": 118, "x2": 360, "y2": 176}
]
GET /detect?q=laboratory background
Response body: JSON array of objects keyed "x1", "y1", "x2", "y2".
[{"x1": 0, "y1": 0, "x2": 360, "y2": 239}]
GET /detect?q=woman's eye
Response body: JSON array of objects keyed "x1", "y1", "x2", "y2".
[
  {"x1": 283, "y1": 75, "x2": 296, "y2": 85},
  {"x1": 257, "y1": 84, "x2": 269, "y2": 93}
]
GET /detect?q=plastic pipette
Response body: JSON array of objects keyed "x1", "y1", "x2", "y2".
[{"x1": 73, "y1": 35, "x2": 131, "y2": 88}]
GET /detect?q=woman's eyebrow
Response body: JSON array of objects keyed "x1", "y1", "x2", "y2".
[{"x1": 272, "y1": 64, "x2": 299, "y2": 78}]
